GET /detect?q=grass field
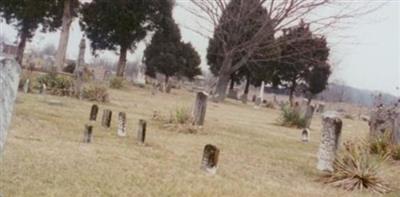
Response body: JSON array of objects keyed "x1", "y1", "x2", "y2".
[{"x1": 1, "y1": 85, "x2": 399, "y2": 197}]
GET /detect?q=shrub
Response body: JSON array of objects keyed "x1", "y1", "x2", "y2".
[
  {"x1": 169, "y1": 107, "x2": 192, "y2": 124},
  {"x1": 82, "y1": 85, "x2": 109, "y2": 103},
  {"x1": 109, "y1": 77, "x2": 124, "y2": 89},
  {"x1": 36, "y1": 73, "x2": 73, "y2": 96},
  {"x1": 369, "y1": 132, "x2": 392, "y2": 156},
  {"x1": 278, "y1": 105, "x2": 306, "y2": 128},
  {"x1": 321, "y1": 141, "x2": 391, "y2": 194}
]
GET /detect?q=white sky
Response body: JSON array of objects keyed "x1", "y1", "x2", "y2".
[{"x1": 0, "y1": 0, "x2": 399, "y2": 96}]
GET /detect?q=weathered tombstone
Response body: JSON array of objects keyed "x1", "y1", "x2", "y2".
[
  {"x1": 23, "y1": 79, "x2": 30, "y2": 93},
  {"x1": 317, "y1": 112, "x2": 342, "y2": 172},
  {"x1": 117, "y1": 112, "x2": 127, "y2": 137},
  {"x1": 73, "y1": 37, "x2": 86, "y2": 99},
  {"x1": 83, "y1": 124, "x2": 93, "y2": 143},
  {"x1": 89, "y1": 104, "x2": 99, "y2": 121},
  {"x1": 240, "y1": 94, "x2": 248, "y2": 104},
  {"x1": 303, "y1": 105, "x2": 315, "y2": 128},
  {"x1": 0, "y1": 57, "x2": 21, "y2": 153},
  {"x1": 200, "y1": 144, "x2": 220, "y2": 174},
  {"x1": 137, "y1": 119, "x2": 147, "y2": 143},
  {"x1": 301, "y1": 128, "x2": 309, "y2": 142},
  {"x1": 369, "y1": 108, "x2": 392, "y2": 139},
  {"x1": 255, "y1": 81, "x2": 265, "y2": 106},
  {"x1": 101, "y1": 109, "x2": 112, "y2": 128},
  {"x1": 133, "y1": 64, "x2": 146, "y2": 87},
  {"x1": 192, "y1": 91, "x2": 208, "y2": 126},
  {"x1": 40, "y1": 83, "x2": 47, "y2": 95}
]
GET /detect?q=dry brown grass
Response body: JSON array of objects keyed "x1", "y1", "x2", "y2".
[{"x1": 1, "y1": 86, "x2": 399, "y2": 197}]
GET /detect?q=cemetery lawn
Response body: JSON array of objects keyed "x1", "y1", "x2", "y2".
[{"x1": 1, "y1": 86, "x2": 399, "y2": 197}]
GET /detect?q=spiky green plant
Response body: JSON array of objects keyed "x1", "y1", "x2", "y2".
[
  {"x1": 278, "y1": 105, "x2": 306, "y2": 128},
  {"x1": 321, "y1": 141, "x2": 391, "y2": 194}
]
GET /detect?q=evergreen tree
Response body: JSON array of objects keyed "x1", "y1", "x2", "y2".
[{"x1": 80, "y1": 0, "x2": 173, "y2": 77}]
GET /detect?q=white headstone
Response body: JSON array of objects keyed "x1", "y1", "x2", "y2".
[
  {"x1": 134, "y1": 64, "x2": 146, "y2": 86},
  {"x1": 0, "y1": 57, "x2": 21, "y2": 153}
]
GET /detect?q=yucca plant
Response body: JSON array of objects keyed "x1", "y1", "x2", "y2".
[
  {"x1": 369, "y1": 131, "x2": 392, "y2": 156},
  {"x1": 321, "y1": 141, "x2": 391, "y2": 194},
  {"x1": 390, "y1": 145, "x2": 400, "y2": 160},
  {"x1": 278, "y1": 105, "x2": 306, "y2": 128}
]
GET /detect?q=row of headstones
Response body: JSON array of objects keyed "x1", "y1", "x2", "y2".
[{"x1": 82, "y1": 105, "x2": 147, "y2": 144}]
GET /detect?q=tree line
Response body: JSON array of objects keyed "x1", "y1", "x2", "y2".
[
  {"x1": 1, "y1": 0, "x2": 378, "y2": 104},
  {"x1": 0, "y1": 0, "x2": 201, "y2": 81}
]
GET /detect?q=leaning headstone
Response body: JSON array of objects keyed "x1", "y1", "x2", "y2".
[
  {"x1": 317, "y1": 111, "x2": 342, "y2": 172},
  {"x1": 0, "y1": 57, "x2": 21, "y2": 153},
  {"x1": 301, "y1": 128, "x2": 309, "y2": 142},
  {"x1": 101, "y1": 109, "x2": 112, "y2": 128},
  {"x1": 83, "y1": 124, "x2": 93, "y2": 143},
  {"x1": 200, "y1": 144, "x2": 220, "y2": 174},
  {"x1": 89, "y1": 104, "x2": 99, "y2": 121},
  {"x1": 192, "y1": 91, "x2": 208, "y2": 126},
  {"x1": 137, "y1": 119, "x2": 147, "y2": 143},
  {"x1": 117, "y1": 112, "x2": 127, "y2": 137}
]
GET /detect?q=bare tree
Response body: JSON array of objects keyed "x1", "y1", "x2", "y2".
[{"x1": 184, "y1": 0, "x2": 382, "y2": 102}]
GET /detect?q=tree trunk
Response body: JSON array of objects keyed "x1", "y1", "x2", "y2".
[
  {"x1": 213, "y1": 57, "x2": 232, "y2": 102},
  {"x1": 54, "y1": 0, "x2": 73, "y2": 71},
  {"x1": 116, "y1": 46, "x2": 128, "y2": 77},
  {"x1": 229, "y1": 78, "x2": 234, "y2": 91},
  {"x1": 244, "y1": 74, "x2": 250, "y2": 95},
  {"x1": 288, "y1": 79, "x2": 297, "y2": 107},
  {"x1": 16, "y1": 29, "x2": 28, "y2": 66}
]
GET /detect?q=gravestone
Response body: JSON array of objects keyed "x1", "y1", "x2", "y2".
[
  {"x1": 73, "y1": 37, "x2": 86, "y2": 99},
  {"x1": 101, "y1": 109, "x2": 112, "y2": 128},
  {"x1": 255, "y1": 81, "x2": 265, "y2": 106},
  {"x1": 137, "y1": 119, "x2": 147, "y2": 143},
  {"x1": 317, "y1": 111, "x2": 342, "y2": 172},
  {"x1": 89, "y1": 104, "x2": 99, "y2": 121},
  {"x1": 301, "y1": 128, "x2": 309, "y2": 142},
  {"x1": 133, "y1": 64, "x2": 146, "y2": 87},
  {"x1": 192, "y1": 91, "x2": 208, "y2": 126},
  {"x1": 240, "y1": 94, "x2": 248, "y2": 104},
  {"x1": 23, "y1": 79, "x2": 30, "y2": 93},
  {"x1": 117, "y1": 112, "x2": 127, "y2": 137},
  {"x1": 200, "y1": 144, "x2": 220, "y2": 174},
  {"x1": 303, "y1": 104, "x2": 315, "y2": 128},
  {"x1": 393, "y1": 113, "x2": 400, "y2": 145},
  {"x1": 40, "y1": 83, "x2": 47, "y2": 95},
  {"x1": 83, "y1": 124, "x2": 93, "y2": 143},
  {"x1": 0, "y1": 57, "x2": 21, "y2": 153}
]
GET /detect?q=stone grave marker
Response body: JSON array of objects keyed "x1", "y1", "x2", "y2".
[
  {"x1": 200, "y1": 144, "x2": 220, "y2": 174},
  {"x1": 101, "y1": 109, "x2": 112, "y2": 128},
  {"x1": 0, "y1": 57, "x2": 21, "y2": 153},
  {"x1": 317, "y1": 111, "x2": 342, "y2": 172},
  {"x1": 117, "y1": 112, "x2": 127, "y2": 137}
]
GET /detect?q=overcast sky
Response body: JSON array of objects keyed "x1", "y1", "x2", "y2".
[{"x1": 0, "y1": 0, "x2": 399, "y2": 96}]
